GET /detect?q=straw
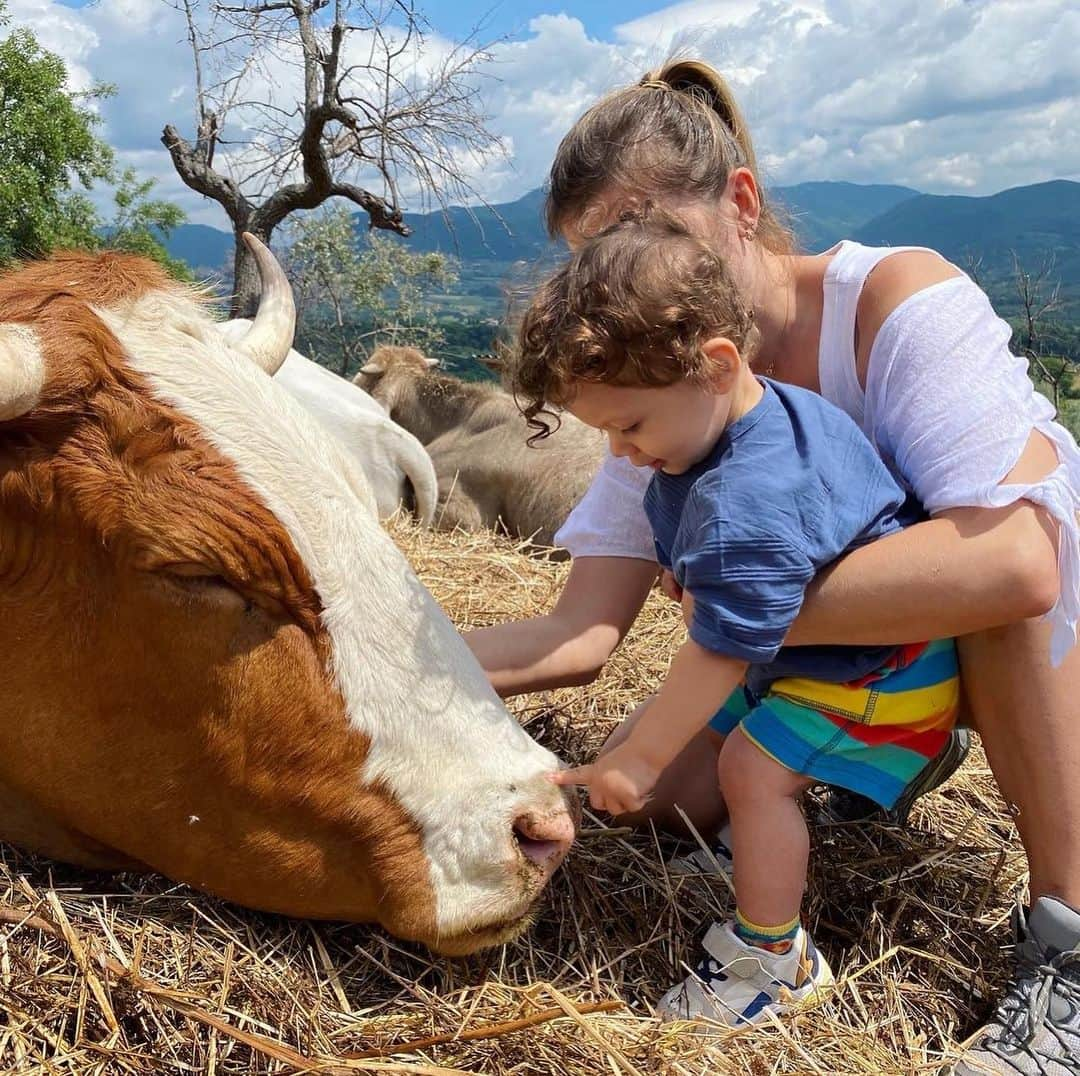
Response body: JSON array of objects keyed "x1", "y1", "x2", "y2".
[{"x1": 0, "y1": 515, "x2": 1025, "y2": 1073}]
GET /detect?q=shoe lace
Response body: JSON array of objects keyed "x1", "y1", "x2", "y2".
[
  {"x1": 983, "y1": 949, "x2": 1080, "y2": 1074},
  {"x1": 692, "y1": 952, "x2": 727, "y2": 985}
]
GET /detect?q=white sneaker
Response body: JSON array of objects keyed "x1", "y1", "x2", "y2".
[
  {"x1": 667, "y1": 823, "x2": 735, "y2": 879},
  {"x1": 655, "y1": 920, "x2": 834, "y2": 1027}
]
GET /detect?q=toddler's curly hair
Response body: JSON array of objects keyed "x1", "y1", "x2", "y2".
[{"x1": 510, "y1": 210, "x2": 758, "y2": 439}]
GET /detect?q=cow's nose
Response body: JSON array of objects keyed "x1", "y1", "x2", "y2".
[{"x1": 512, "y1": 805, "x2": 576, "y2": 872}]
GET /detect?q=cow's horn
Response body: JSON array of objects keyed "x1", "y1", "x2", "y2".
[
  {"x1": 0, "y1": 324, "x2": 45, "y2": 421},
  {"x1": 234, "y1": 232, "x2": 295, "y2": 377}
]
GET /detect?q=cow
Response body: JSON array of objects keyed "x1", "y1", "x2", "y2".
[
  {"x1": 217, "y1": 322, "x2": 437, "y2": 526},
  {"x1": 0, "y1": 235, "x2": 576, "y2": 955},
  {"x1": 355, "y1": 347, "x2": 605, "y2": 549}
]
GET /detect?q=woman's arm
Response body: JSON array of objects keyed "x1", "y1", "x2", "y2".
[
  {"x1": 789, "y1": 244, "x2": 1065, "y2": 647},
  {"x1": 788, "y1": 489, "x2": 1059, "y2": 646},
  {"x1": 464, "y1": 556, "x2": 658, "y2": 696}
]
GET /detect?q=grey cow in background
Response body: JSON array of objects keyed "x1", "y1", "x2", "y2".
[{"x1": 355, "y1": 346, "x2": 605, "y2": 550}]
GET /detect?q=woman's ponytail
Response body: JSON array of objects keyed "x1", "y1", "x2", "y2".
[
  {"x1": 640, "y1": 60, "x2": 760, "y2": 178},
  {"x1": 548, "y1": 58, "x2": 794, "y2": 255}
]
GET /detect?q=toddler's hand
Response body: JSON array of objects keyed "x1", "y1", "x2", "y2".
[{"x1": 549, "y1": 744, "x2": 661, "y2": 816}]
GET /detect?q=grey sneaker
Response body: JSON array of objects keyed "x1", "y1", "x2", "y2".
[
  {"x1": 668, "y1": 823, "x2": 734, "y2": 879},
  {"x1": 820, "y1": 727, "x2": 972, "y2": 827},
  {"x1": 952, "y1": 897, "x2": 1080, "y2": 1075}
]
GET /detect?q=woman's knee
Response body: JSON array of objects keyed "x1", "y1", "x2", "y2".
[
  {"x1": 610, "y1": 721, "x2": 725, "y2": 833},
  {"x1": 959, "y1": 618, "x2": 1080, "y2": 747}
]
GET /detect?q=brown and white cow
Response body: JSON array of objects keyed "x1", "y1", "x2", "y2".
[
  {"x1": 355, "y1": 347, "x2": 605, "y2": 548},
  {"x1": 0, "y1": 236, "x2": 575, "y2": 954},
  {"x1": 217, "y1": 321, "x2": 439, "y2": 527}
]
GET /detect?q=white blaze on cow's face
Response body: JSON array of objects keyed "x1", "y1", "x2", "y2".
[{"x1": 81, "y1": 288, "x2": 576, "y2": 951}]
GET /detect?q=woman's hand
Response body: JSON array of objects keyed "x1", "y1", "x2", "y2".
[
  {"x1": 659, "y1": 568, "x2": 683, "y2": 603},
  {"x1": 549, "y1": 743, "x2": 662, "y2": 816},
  {"x1": 658, "y1": 569, "x2": 695, "y2": 628}
]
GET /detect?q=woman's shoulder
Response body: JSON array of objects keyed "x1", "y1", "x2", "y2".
[{"x1": 851, "y1": 245, "x2": 970, "y2": 376}]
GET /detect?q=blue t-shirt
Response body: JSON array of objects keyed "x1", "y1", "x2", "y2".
[{"x1": 644, "y1": 379, "x2": 920, "y2": 696}]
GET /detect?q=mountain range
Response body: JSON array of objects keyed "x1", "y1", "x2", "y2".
[{"x1": 168, "y1": 178, "x2": 1080, "y2": 318}]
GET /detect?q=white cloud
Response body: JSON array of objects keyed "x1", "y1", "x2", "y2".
[
  {"x1": 3, "y1": 0, "x2": 1077, "y2": 231},
  {"x1": 6, "y1": 0, "x2": 99, "y2": 89}
]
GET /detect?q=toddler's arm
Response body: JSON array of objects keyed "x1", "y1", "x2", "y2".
[{"x1": 553, "y1": 637, "x2": 746, "y2": 815}]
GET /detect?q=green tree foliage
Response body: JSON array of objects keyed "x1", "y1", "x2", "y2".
[
  {"x1": 284, "y1": 207, "x2": 456, "y2": 376},
  {"x1": 0, "y1": 4, "x2": 188, "y2": 274},
  {"x1": 101, "y1": 168, "x2": 192, "y2": 279},
  {"x1": 0, "y1": 4, "x2": 113, "y2": 259}
]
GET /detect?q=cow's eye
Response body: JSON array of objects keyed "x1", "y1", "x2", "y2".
[
  {"x1": 156, "y1": 564, "x2": 294, "y2": 622},
  {"x1": 160, "y1": 567, "x2": 247, "y2": 611}
]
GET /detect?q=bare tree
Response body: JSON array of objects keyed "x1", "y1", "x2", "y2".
[
  {"x1": 961, "y1": 251, "x2": 984, "y2": 289},
  {"x1": 1013, "y1": 250, "x2": 1066, "y2": 413},
  {"x1": 162, "y1": 0, "x2": 502, "y2": 315}
]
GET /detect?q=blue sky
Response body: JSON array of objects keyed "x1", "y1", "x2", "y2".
[
  {"x1": 13, "y1": 0, "x2": 1080, "y2": 228},
  {"x1": 418, "y1": 0, "x2": 671, "y2": 43},
  {"x1": 56, "y1": 0, "x2": 668, "y2": 43}
]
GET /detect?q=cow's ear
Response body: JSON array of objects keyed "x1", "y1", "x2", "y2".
[
  {"x1": 424, "y1": 357, "x2": 439, "y2": 368},
  {"x1": 359, "y1": 362, "x2": 382, "y2": 375}
]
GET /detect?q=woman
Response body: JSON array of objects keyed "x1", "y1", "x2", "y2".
[{"x1": 466, "y1": 60, "x2": 1080, "y2": 1073}]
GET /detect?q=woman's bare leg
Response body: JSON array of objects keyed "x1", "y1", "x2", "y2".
[
  {"x1": 959, "y1": 618, "x2": 1080, "y2": 904},
  {"x1": 598, "y1": 696, "x2": 727, "y2": 835}
]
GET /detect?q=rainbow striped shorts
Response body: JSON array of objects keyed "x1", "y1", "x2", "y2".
[{"x1": 708, "y1": 639, "x2": 961, "y2": 809}]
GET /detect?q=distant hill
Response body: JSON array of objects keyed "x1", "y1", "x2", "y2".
[
  {"x1": 163, "y1": 180, "x2": 923, "y2": 268},
  {"x1": 365, "y1": 181, "x2": 923, "y2": 261},
  {"x1": 389, "y1": 188, "x2": 552, "y2": 262},
  {"x1": 851, "y1": 180, "x2": 1080, "y2": 296},
  {"x1": 772, "y1": 182, "x2": 920, "y2": 252},
  {"x1": 162, "y1": 179, "x2": 1080, "y2": 321},
  {"x1": 160, "y1": 222, "x2": 234, "y2": 274}
]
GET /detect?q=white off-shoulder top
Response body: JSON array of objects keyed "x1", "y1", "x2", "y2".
[{"x1": 555, "y1": 241, "x2": 1080, "y2": 665}]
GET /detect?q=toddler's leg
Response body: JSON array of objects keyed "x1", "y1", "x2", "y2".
[
  {"x1": 655, "y1": 726, "x2": 831, "y2": 1027},
  {"x1": 717, "y1": 727, "x2": 815, "y2": 944}
]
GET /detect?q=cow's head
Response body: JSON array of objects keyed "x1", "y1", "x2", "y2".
[
  {"x1": 0, "y1": 238, "x2": 575, "y2": 954},
  {"x1": 354, "y1": 344, "x2": 438, "y2": 398}
]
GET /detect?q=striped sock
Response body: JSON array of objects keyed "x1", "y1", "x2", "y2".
[{"x1": 734, "y1": 909, "x2": 800, "y2": 954}]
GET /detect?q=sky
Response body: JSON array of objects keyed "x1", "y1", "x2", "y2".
[{"x1": 8, "y1": 0, "x2": 1079, "y2": 229}]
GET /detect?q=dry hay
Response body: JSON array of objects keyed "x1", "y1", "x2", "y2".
[{"x1": 0, "y1": 517, "x2": 1027, "y2": 1074}]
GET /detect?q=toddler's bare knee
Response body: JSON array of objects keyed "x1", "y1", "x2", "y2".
[
  {"x1": 718, "y1": 730, "x2": 805, "y2": 807},
  {"x1": 716, "y1": 733, "x2": 761, "y2": 807}
]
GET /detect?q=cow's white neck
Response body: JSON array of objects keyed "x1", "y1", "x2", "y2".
[{"x1": 95, "y1": 290, "x2": 561, "y2": 934}]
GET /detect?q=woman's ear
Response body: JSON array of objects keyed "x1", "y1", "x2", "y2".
[
  {"x1": 726, "y1": 166, "x2": 761, "y2": 240},
  {"x1": 701, "y1": 336, "x2": 741, "y2": 391}
]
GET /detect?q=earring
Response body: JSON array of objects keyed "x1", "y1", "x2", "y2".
[{"x1": 741, "y1": 222, "x2": 757, "y2": 242}]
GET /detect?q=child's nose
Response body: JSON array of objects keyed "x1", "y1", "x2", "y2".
[{"x1": 608, "y1": 430, "x2": 631, "y2": 457}]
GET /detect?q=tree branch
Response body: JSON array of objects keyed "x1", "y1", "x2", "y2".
[{"x1": 160, "y1": 124, "x2": 250, "y2": 222}]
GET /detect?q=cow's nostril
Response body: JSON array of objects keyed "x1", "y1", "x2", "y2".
[
  {"x1": 512, "y1": 826, "x2": 563, "y2": 866},
  {"x1": 511, "y1": 809, "x2": 575, "y2": 868}
]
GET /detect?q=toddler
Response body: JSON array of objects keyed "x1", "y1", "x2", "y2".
[{"x1": 514, "y1": 212, "x2": 960, "y2": 1027}]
